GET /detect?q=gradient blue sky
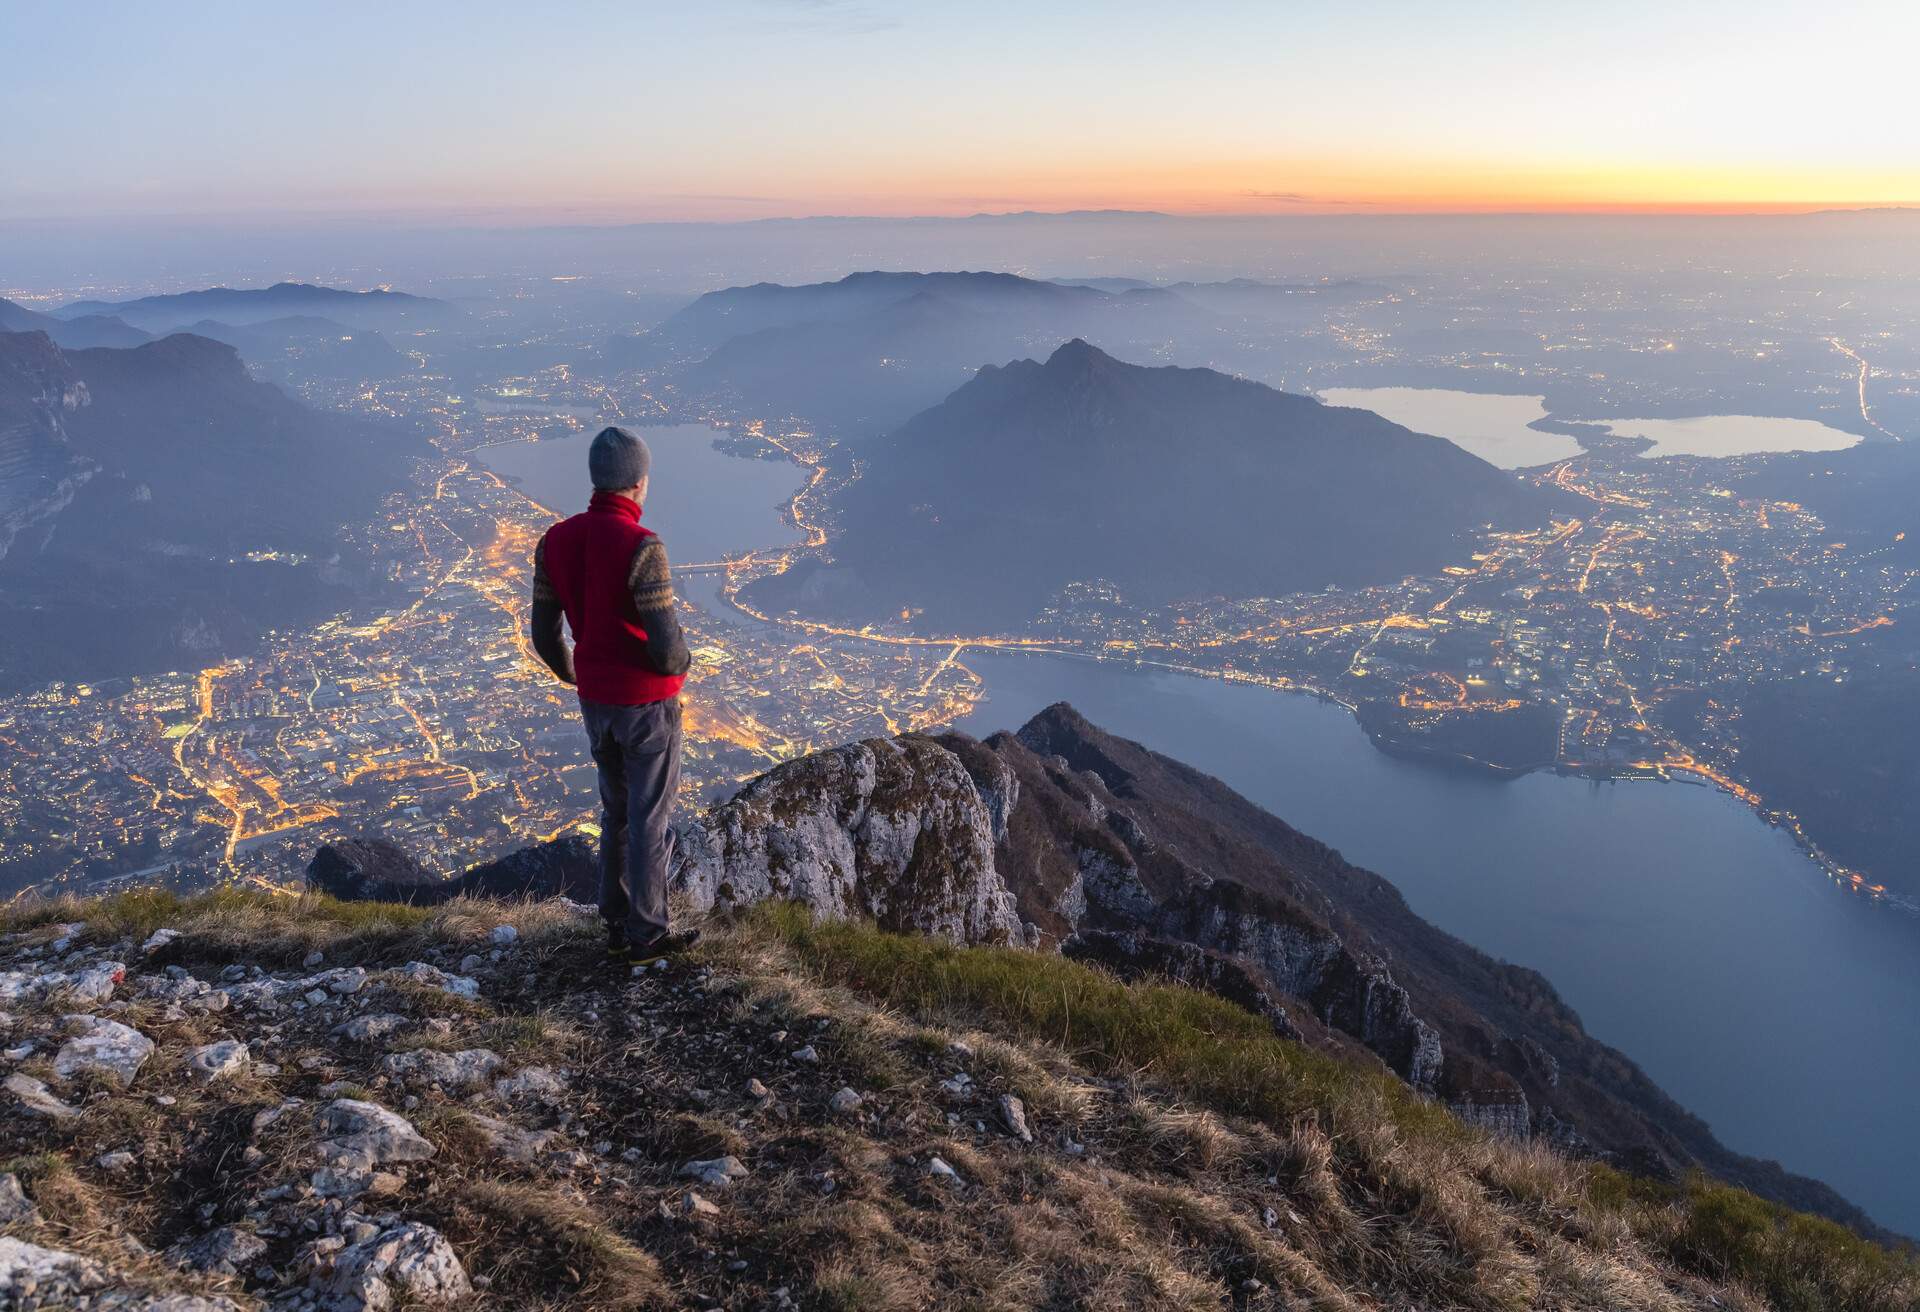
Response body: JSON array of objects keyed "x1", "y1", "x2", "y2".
[{"x1": 4, "y1": 0, "x2": 1917, "y2": 221}]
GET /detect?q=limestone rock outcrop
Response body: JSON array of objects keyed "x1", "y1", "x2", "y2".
[{"x1": 672, "y1": 735, "x2": 1025, "y2": 944}]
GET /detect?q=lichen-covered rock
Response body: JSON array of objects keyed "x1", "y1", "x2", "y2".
[
  {"x1": 0, "y1": 1234, "x2": 242, "y2": 1308},
  {"x1": 491, "y1": 1066, "x2": 567, "y2": 1104},
  {"x1": 0, "y1": 1236, "x2": 111, "y2": 1302},
  {"x1": 672, "y1": 735, "x2": 1023, "y2": 943},
  {"x1": 382, "y1": 1048, "x2": 502, "y2": 1092},
  {"x1": 332, "y1": 1013, "x2": 409, "y2": 1043},
  {"x1": 391, "y1": 962, "x2": 479, "y2": 1000},
  {"x1": 53, "y1": 1015, "x2": 154, "y2": 1088},
  {"x1": 464, "y1": 1112, "x2": 559, "y2": 1162},
  {"x1": 319, "y1": 1220, "x2": 470, "y2": 1309},
  {"x1": 4, "y1": 1072, "x2": 79, "y2": 1119},
  {"x1": 316, "y1": 1099, "x2": 436, "y2": 1169},
  {"x1": 0, "y1": 960, "x2": 125, "y2": 1006},
  {"x1": 185, "y1": 1039, "x2": 249, "y2": 1084}
]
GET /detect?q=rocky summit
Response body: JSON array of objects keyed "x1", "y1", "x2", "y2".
[{"x1": 0, "y1": 712, "x2": 1909, "y2": 1310}]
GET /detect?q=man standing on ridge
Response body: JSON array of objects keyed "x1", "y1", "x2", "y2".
[{"x1": 528, "y1": 426, "x2": 696, "y2": 966}]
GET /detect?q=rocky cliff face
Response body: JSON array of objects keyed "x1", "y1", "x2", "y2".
[{"x1": 0, "y1": 330, "x2": 93, "y2": 564}]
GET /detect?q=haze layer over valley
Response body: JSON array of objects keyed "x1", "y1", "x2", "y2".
[{"x1": 3, "y1": 210, "x2": 1920, "y2": 1241}]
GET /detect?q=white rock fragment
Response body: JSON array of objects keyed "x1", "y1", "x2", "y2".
[
  {"x1": 321, "y1": 1220, "x2": 470, "y2": 1309},
  {"x1": 395, "y1": 962, "x2": 479, "y2": 999},
  {"x1": 53, "y1": 1015, "x2": 153, "y2": 1088},
  {"x1": 464, "y1": 1113, "x2": 559, "y2": 1163},
  {"x1": 67, "y1": 960, "x2": 124, "y2": 1004},
  {"x1": 926, "y1": 1155, "x2": 961, "y2": 1184},
  {"x1": 791, "y1": 1044, "x2": 819, "y2": 1063},
  {"x1": 997, "y1": 1093, "x2": 1033, "y2": 1143},
  {"x1": 313, "y1": 1098, "x2": 436, "y2": 1197},
  {"x1": 186, "y1": 1039, "x2": 250, "y2": 1084},
  {"x1": 381, "y1": 1048, "x2": 502, "y2": 1093},
  {"x1": 332, "y1": 1013, "x2": 409, "y2": 1043},
  {"x1": 97, "y1": 1150, "x2": 136, "y2": 1172},
  {"x1": 142, "y1": 928, "x2": 181, "y2": 954},
  {"x1": 488, "y1": 924, "x2": 519, "y2": 947},
  {"x1": 0, "y1": 1236, "x2": 110, "y2": 1303},
  {"x1": 491, "y1": 1066, "x2": 567, "y2": 1104},
  {"x1": 827, "y1": 1086, "x2": 863, "y2": 1115},
  {"x1": 678, "y1": 1155, "x2": 749, "y2": 1188}
]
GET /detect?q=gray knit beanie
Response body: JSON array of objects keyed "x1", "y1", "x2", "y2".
[{"x1": 588, "y1": 425, "x2": 651, "y2": 490}]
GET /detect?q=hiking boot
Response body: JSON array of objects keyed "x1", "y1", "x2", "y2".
[{"x1": 627, "y1": 928, "x2": 701, "y2": 968}]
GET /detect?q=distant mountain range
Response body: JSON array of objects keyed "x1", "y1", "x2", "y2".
[
  {"x1": 52, "y1": 282, "x2": 457, "y2": 333},
  {"x1": 605, "y1": 269, "x2": 1363, "y2": 431},
  {"x1": 0, "y1": 330, "x2": 425, "y2": 689},
  {"x1": 750, "y1": 339, "x2": 1547, "y2": 629},
  {"x1": 0, "y1": 297, "x2": 150, "y2": 350}
]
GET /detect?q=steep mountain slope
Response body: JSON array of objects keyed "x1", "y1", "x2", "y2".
[
  {"x1": 0, "y1": 331, "x2": 425, "y2": 689},
  {"x1": 0, "y1": 885, "x2": 1906, "y2": 1311},
  {"x1": 751, "y1": 339, "x2": 1549, "y2": 629},
  {"x1": 55, "y1": 282, "x2": 456, "y2": 333},
  {"x1": 661, "y1": 705, "x2": 1884, "y2": 1238}
]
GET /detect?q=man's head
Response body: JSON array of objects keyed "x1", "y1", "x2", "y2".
[{"x1": 589, "y1": 425, "x2": 652, "y2": 502}]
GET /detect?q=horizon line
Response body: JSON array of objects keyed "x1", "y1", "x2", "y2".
[{"x1": 5, "y1": 202, "x2": 1920, "y2": 230}]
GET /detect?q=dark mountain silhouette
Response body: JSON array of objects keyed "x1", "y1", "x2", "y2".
[
  {"x1": 751, "y1": 339, "x2": 1548, "y2": 629},
  {"x1": 606, "y1": 270, "x2": 1210, "y2": 430},
  {"x1": 54, "y1": 281, "x2": 457, "y2": 333},
  {"x1": 0, "y1": 331, "x2": 425, "y2": 689},
  {"x1": 0, "y1": 297, "x2": 150, "y2": 349}
]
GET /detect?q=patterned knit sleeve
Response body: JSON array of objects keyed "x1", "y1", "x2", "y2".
[
  {"x1": 531, "y1": 532, "x2": 560, "y2": 606},
  {"x1": 627, "y1": 537, "x2": 691, "y2": 677},
  {"x1": 528, "y1": 530, "x2": 575, "y2": 684}
]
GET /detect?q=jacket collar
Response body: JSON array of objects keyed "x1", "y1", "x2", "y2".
[{"x1": 587, "y1": 489, "x2": 642, "y2": 522}]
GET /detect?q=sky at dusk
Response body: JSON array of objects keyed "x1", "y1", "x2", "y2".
[{"x1": 5, "y1": 0, "x2": 1918, "y2": 223}]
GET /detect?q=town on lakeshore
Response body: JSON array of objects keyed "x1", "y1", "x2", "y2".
[{"x1": 1, "y1": 294, "x2": 1909, "y2": 909}]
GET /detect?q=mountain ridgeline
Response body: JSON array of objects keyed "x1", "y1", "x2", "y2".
[
  {"x1": 51, "y1": 281, "x2": 458, "y2": 334},
  {"x1": 607, "y1": 269, "x2": 1218, "y2": 430},
  {"x1": 751, "y1": 339, "x2": 1549, "y2": 630}
]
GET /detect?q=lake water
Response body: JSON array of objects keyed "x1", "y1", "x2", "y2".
[
  {"x1": 948, "y1": 648, "x2": 1920, "y2": 1235},
  {"x1": 1317, "y1": 388, "x2": 1583, "y2": 468},
  {"x1": 478, "y1": 424, "x2": 804, "y2": 564},
  {"x1": 1318, "y1": 388, "x2": 1864, "y2": 464},
  {"x1": 1601, "y1": 414, "x2": 1862, "y2": 459}
]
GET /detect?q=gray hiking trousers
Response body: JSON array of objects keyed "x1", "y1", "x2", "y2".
[{"x1": 579, "y1": 695, "x2": 683, "y2": 945}]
